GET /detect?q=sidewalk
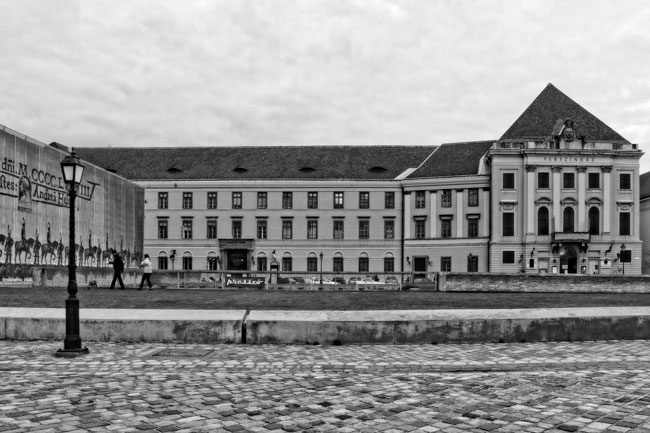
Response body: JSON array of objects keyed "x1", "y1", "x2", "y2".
[
  {"x1": 4, "y1": 306, "x2": 650, "y2": 344},
  {"x1": 2, "y1": 339, "x2": 650, "y2": 432}
]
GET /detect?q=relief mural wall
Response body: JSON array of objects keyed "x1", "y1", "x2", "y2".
[{"x1": 0, "y1": 126, "x2": 144, "y2": 278}]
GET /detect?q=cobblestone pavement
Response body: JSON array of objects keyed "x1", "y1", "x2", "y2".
[{"x1": 3, "y1": 341, "x2": 650, "y2": 432}]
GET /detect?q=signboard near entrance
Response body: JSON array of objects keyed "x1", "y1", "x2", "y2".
[{"x1": 225, "y1": 277, "x2": 265, "y2": 289}]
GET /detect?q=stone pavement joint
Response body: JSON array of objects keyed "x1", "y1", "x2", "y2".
[{"x1": 3, "y1": 340, "x2": 650, "y2": 432}]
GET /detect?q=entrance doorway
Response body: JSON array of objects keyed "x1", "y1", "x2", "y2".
[
  {"x1": 227, "y1": 249, "x2": 248, "y2": 271},
  {"x1": 413, "y1": 256, "x2": 428, "y2": 279},
  {"x1": 559, "y1": 246, "x2": 578, "y2": 274}
]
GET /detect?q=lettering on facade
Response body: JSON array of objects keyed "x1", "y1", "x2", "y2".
[
  {"x1": 541, "y1": 156, "x2": 596, "y2": 163},
  {"x1": 0, "y1": 157, "x2": 99, "y2": 209}
]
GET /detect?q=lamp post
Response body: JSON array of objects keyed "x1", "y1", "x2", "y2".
[
  {"x1": 620, "y1": 243, "x2": 627, "y2": 275},
  {"x1": 319, "y1": 252, "x2": 323, "y2": 290},
  {"x1": 55, "y1": 150, "x2": 89, "y2": 358}
]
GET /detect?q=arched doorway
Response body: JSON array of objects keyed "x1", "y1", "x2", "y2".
[{"x1": 559, "y1": 246, "x2": 578, "y2": 274}]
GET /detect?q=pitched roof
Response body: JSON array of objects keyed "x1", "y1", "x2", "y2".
[
  {"x1": 75, "y1": 146, "x2": 435, "y2": 181},
  {"x1": 407, "y1": 141, "x2": 494, "y2": 178},
  {"x1": 499, "y1": 83, "x2": 629, "y2": 143}
]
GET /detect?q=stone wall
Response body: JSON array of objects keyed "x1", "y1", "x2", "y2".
[{"x1": 439, "y1": 272, "x2": 650, "y2": 293}]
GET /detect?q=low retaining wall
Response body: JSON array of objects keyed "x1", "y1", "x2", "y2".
[
  {"x1": 0, "y1": 308, "x2": 244, "y2": 343},
  {"x1": 439, "y1": 273, "x2": 650, "y2": 293}
]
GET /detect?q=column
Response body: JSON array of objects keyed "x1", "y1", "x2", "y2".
[
  {"x1": 429, "y1": 191, "x2": 437, "y2": 238},
  {"x1": 552, "y1": 166, "x2": 562, "y2": 232},
  {"x1": 602, "y1": 166, "x2": 611, "y2": 234},
  {"x1": 456, "y1": 190, "x2": 464, "y2": 237},
  {"x1": 404, "y1": 193, "x2": 411, "y2": 239},
  {"x1": 526, "y1": 165, "x2": 536, "y2": 234},
  {"x1": 482, "y1": 188, "x2": 490, "y2": 236},
  {"x1": 577, "y1": 167, "x2": 587, "y2": 231}
]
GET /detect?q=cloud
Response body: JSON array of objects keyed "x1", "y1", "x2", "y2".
[{"x1": 0, "y1": 0, "x2": 648, "y2": 173}]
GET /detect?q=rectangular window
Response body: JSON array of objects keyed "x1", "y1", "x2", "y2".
[
  {"x1": 620, "y1": 173, "x2": 631, "y2": 190},
  {"x1": 207, "y1": 256, "x2": 219, "y2": 271},
  {"x1": 307, "y1": 219, "x2": 318, "y2": 240},
  {"x1": 232, "y1": 220, "x2": 242, "y2": 239},
  {"x1": 588, "y1": 173, "x2": 600, "y2": 189},
  {"x1": 620, "y1": 212, "x2": 631, "y2": 236},
  {"x1": 538, "y1": 172, "x2": 550, "y2": 189},
  {"x1": 158, "y1": 256, "x2": 168, "y2": 270},
  {"x1": 158, "y1": 192, "x2": 168, "y2": 209},
  {"x1": 282, "y1": 192, "x2": 293, "y2": 209},
  {"x1": 257, "y1": 192, "x2": 267, "y2": 209},
  {"x1": 333, "y1": 219, "x2": 344, "y2": 239},
  {"x1": 384, "y1": 257, "x2": 394, "y2": 273},
  {"x1": 359, "y1": 219, "x2": 370, "y2": 239},
  {"x1": 257, "y1": 220, "x2": 267, "y2": 239},
  {"x1": 415, "y1": 191, "x2": 426, "y2": 209},
  {"x1": 441, "y1": 218, "x2": 452, "y2": 238},
  {"x1": 308, "y1": 192, "x2": 318, "y2": 209},
  {"x1": 257, "y1": 257, "x2": 267, "y2": 272},
  {"x1": 468, "y1": 188, "x2": 479, "y2": 207},
  {"x1": 359, "y1": 192, "x2": 370, "y2": 209},
  {"x1": 384, "y1": 220, "x2": 395, "y2": 239},
  {"x1": 359, "y1": 256, "x2": 369, "y2": 272},
  {"x1": 158, "y1": 220, "x2": 168, "y2": 239},
  {"x1": 385, "y1": 192, "x2": 395, "y2": 209},
  {"x1": 232, "y1": 192, "x2": 242, "y2": 209},
  {"x1": 182, "y1": 192, "x2": 193, "y2": 209},
  {"x1": 441, "y1": 257, "x2": 451, "y2": 272},
  {"x1": 307, "y1": 256, "x2": 318, "y2": 272},
  {"x1": 503, "y1": 172, "x2": 515, "y2": 189},
  {"x1": 333, "y1": 192, "x2": 344, "y2": 209},
  {"x1": 182, "y1": 256, "x2": 192, "y2": 270},
  {"x1": 282, "y1": 219, "x2": 293, "y2": 239},
  {"x1": 207, "y1": 219, "x2": 217, "y2": 239},
  {"x1": 563, "y1": 172, "x2": 575, "y2": 189},
  {"x1": 441, "y1": 190, "x2": 451, "y2": 208},
  {"x1": 182, "y1": 220, "x2": 193, "y2": 239},
  {"x1": 415, "y1": 219, "x2": 426, "y2": 239},
  {"x1": 333, "y1": 256, "x2": 343, "y2": 272},
  {"x1": 468, "y1": 218, "x2": 479, "y2": 238},
  {"x1": 467, "y1": 255, "x2": 478, "y2": 272},
  {"x1": 282, "y1": 257, "x2": 292, "y2": 272},
  {"x1": 502, "y1": 251, "x2": 515, "y2": 264},
  {"x1": 502, "y1": 212, "x2": 514, "y2": 237},
  {"x1": 207, "y1": 192, "x2": 217, "y2": 209}
]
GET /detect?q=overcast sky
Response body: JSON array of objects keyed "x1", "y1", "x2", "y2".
[{"x1": 2, "y1": 0, "x2": 650, "y2": 172}]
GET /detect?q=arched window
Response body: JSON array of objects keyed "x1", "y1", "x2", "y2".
[
  {"x1": 537, "y1": 207, "x2": 549, "y2": 235},
  {"x1": 588, "y1": 207, "x2": 600, "y2": 235},
  {"x1": 307, "y1": 252, "x2": 318, "y2": 272},
  {"x1": 182, "y1": 251, "x2": 193, "y2": 270},
  {"x1": 256, "y1": 252, "x2": 267, "y2": 271},
  {"x1": 333, "y1": 252, "x2": 344, "y2": 273},
  {"x1": 358, "y1": 252, "x2": 369, "y2": 273},
  {"x1": 207, "y1": 251, "x2": 219, "y2": 271},
  {"x1": 563, "y1": 207, "x2": 575, "y2": 233}
]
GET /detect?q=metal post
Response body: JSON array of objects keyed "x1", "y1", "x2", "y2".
[
  {"x1": 319, "y1": 252, "x2": 323, "y2": 290},
  {"x1": 56, "y1": 183, "x2": 88, "y2": 357}
]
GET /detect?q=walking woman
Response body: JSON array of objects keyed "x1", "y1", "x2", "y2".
[{"x1": 139, "y1": 254, "x2": 153, "y2": 290}]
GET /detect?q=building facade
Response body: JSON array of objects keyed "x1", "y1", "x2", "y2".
[{"x1": 77, "y1": 84, "x2": 644, "y2": 276}]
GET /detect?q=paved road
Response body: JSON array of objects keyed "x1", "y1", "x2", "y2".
[{"x1": 2, "y1": 341, "x2": 650, "y2": 432}]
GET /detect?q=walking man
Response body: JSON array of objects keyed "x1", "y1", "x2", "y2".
[
  {"x1": 109, "y1": 250, "x2": 125, "y2": 290},
  {"x1": 139, "y1": 254, "x2": 153, "y2": 290}
]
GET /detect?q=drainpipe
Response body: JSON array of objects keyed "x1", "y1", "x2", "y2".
[{"x1": 400, "y1": 186, "x2": 405, "y2": 276}]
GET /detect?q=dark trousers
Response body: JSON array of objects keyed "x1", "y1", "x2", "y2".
[
  {"x1": 140, "y1": 273, "x2": 152, "y2": 288},
  {"x1": 110, "y1": 271, "x2": 125, "y2": 289}
]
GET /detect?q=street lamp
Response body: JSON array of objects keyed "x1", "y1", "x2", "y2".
[
  {"x1": 620, "y1": 243, "x2": 627, "y2": 275},
  {"x1": 319, "y1": 252, "x2": 323, "y2": 290},
  {"x1": 55, "y1": 150, "x2": 89, "y2": 358}
]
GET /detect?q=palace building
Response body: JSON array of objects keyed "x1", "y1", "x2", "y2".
[{"x1": 76, "y1": 83, "x2": 644, "y2": 276}]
